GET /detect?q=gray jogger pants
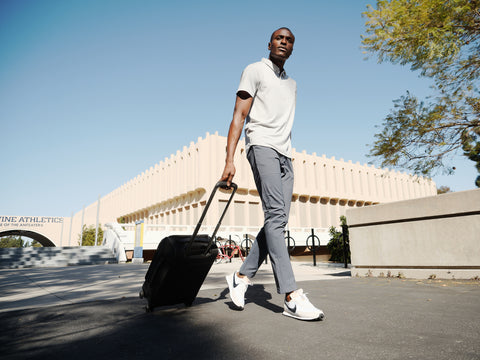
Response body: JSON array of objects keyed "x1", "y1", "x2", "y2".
[{"x1": 239, "y1": 145, "x2": 297, "y2": 294}]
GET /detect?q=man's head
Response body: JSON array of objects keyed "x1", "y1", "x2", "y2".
[{"x1": 268, "y1": 27, "x2": 295, "y2": 64}]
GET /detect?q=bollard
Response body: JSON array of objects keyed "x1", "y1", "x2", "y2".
[
  {"x1": 242, "y1": 235, "x2": 253, "y2": 259},
  {"x1": 306, "y1": 229, "x2": 319, "y2": 267},
  {"x1": 287, "y1": 230, "x2": 291, "y2": 258},
  {"x1": 311, "y1": 229, "x2": 316, "y2": 266},
  {"x1": 342, "y1": 224, "x2": 349, "y2": 269},
  {"x1": 285, "y1": 230, "x2": 296, "y2": 258}
]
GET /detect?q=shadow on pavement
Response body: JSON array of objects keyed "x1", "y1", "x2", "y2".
[
  {"x1": 0, "y1": 297, "x2": 249, "y2": 360},
  {"x1": 2, "y1": 276, "x2": 480, "y2": 360},
  {"x1": 2, "y1": 283, "x2": 288, "y2": 360},
  {"x1": 196, "y1": 284, "x2": 284, "y2": 314},
  {"x1": 327, "y1": 271, "x2": 351, "y2": 277},
  {"x1": 245, "y1": 284, "x2": 283, "y2": 314}
]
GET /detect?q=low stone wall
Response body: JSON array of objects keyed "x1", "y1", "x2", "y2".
[{"x1": 346, "y1": 189, "x2": 480, "y2": 279}]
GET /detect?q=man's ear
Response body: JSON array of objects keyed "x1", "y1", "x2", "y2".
[{"x1": 268, "y1": 42, "x2": 271, "y2": 50}]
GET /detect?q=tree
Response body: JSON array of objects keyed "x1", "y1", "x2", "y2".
[
  {"x1": 0, "y1": 236, "x2": 26, "y2": 248},
  {"x1": 29, "y1": 239, "x2": 42, "y2": 248},
  {"x1": 78, "y1": 224, "x2": 104, "y2": 246},
  {"x1": 362, "y1": 0, "x2": 480, "y2": 187}
]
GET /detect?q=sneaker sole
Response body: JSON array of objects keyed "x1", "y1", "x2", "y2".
[
  {"x1": 282, "y1": 310, "x2": 325, "y2": 321},
  {"x1": 226, "y1": 275, "x2": 244, "y2": 310}
]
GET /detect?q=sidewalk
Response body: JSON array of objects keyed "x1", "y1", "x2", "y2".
[
  {"x1": 1, "y1": 261, "x2": 479, "y2": 360},
  {"x1": 0, "y1": 260, "x2": 349, "y2": 312}
]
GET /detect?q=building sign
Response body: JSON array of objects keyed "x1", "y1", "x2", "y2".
[{"x1": 0, "y1": 216, "x2": 64, "y2": 229}]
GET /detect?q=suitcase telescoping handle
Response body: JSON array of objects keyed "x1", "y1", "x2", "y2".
[{"x1": 186, "y1": 181, "x2": 237, "y2": 255}]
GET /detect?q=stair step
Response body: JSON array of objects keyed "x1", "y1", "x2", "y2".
[{"x1": 0, "y1": 246, "x2": 118, "y2": 269}]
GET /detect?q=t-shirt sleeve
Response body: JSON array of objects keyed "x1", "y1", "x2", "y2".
[{"x1": 237, "y1": 63, "x2": 258, "y2": 98}]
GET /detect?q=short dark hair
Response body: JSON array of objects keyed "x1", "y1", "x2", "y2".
[{"x1": 270, "y1": 27, "x2": 294, "y2": 42}]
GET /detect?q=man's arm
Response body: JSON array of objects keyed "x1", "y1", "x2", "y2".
[{"x1": 220, "y1": 91, "x2": 253, "y2": 186}]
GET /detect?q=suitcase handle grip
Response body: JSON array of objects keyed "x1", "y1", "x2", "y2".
[{"x1": 186, "y1": 181, "x2": 237, "y2": 254}]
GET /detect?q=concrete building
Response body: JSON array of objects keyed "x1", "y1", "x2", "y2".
[
  {"x1": 1, "y1": 132, "x2": 437, "y2": 248},
  {"x1": 72, "y1": 132, "x2": 436, "y2": 240}
]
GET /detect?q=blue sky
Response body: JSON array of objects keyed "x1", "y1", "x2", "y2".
[{"x1": 1, "y1": 0, "x2": 477, "y2": 217}]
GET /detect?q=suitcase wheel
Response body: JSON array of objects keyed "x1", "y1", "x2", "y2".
[
  {"x1": 145, "y1": 304, "x2": 153, "y2": 313},
  {"x1": 184, "y1": 302, "x2": 193, "y2": 307}
]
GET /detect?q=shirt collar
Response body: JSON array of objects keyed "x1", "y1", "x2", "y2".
[{"x1": 261, "y1": 58, "x2": 287, "y2": 79}]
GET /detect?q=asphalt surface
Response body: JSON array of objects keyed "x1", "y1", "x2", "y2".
[{"x1": 1, "y1": 260, "x2": 479, "y2": 360}]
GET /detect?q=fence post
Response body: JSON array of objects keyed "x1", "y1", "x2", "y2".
[
  {"x1": 68, "y1": 212, "x2": 73, "y2": 246},
  {"x1": 94, "y1": 195, "x2": 101, "y2": 246},
  {"x1": 80, "y1": 206, "x2": 85, "y2": 246}
]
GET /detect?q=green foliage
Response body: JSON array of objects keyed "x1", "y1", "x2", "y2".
[
  {"x1": 78, "y1": 224, "x2": 104, "y2": 246},
  {"x1": 437, "y1": 185, "x2": 452, "y2": 194},
  {"x1": 362, "y1": 0, "x2": 480, "y2": 186},
  {"x1": 0, "y1": 236, "x2": 26, "y2": 248},
  {"x1": 461, "y1": 125, "x2": 480, "y2": 186},
  {"x1": 0, "y1": 236, "x2": 43, "y2": 248},
  {"x1": 326, "y1": 216, "x2": 351, "y2": 263},
  {"x1": 30, "y1": 240, "x2": 42, "y2": 248},
  {"x1": 362, "y1": 0, "x2": 478, "y2": 73}
]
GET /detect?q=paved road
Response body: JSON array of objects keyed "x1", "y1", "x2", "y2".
[{"x1": 1, "y1": 261, "x2": 479, "y2": 359}]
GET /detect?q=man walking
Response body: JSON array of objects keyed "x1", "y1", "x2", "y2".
[{"x1": 220, "y1": 27, "x2": 324, "y2": 321}]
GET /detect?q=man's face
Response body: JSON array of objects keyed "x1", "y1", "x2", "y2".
[{"x1": 268, "y1": 28, "x2": 295, "y2": 61}]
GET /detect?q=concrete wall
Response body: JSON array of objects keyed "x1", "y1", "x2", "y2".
[{"x1": 347, "y1": 189, "x2": 480, "y2": 279}]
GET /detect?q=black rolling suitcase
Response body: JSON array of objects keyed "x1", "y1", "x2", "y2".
[{"x1": 140, "y1": 181, "x2": 237, "y2": 311}]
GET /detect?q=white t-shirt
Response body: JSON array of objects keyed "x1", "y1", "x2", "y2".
[{"x1": 237, "y1": 58, "x2": 297, "y2": 158}]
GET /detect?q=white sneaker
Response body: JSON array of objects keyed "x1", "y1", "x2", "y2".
[
  {"x1": 226, "y1": 272, "x2": 251, "y2": 309},
  {"x1": 283, "y1": 289, "x2": 325, "y2": 321}
]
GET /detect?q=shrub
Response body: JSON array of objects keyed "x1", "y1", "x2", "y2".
[{"x1": 326, "y1": 216, "x2": 351, "y2": 263}]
